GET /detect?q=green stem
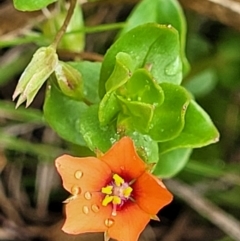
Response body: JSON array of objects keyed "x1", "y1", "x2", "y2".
[
  {"x1": 68, "y1": 22, "x2": 126, "y2": 34},
  {"x1": 0, "y1": 34, "x2": 45, "y2": 48},
  {"x1": 0, "y1": 132, "x2": 65, "y2": 158},
  {"x1": 52, "y1": 0, "x2": 77, "y2": 49},
  {"x1": 0, "y1": 22, "x2": 126, "y2": 48}
]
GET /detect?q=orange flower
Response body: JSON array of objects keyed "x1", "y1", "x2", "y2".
[{"x1": 55, "y1": 136, "x2": 173, "y2": 241}]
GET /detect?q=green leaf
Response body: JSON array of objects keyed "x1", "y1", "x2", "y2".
[
  {"x1": 126, "y1": 131, "x2": 159, "y2": 164},
  {"x1": 119, "y1": 0, "x2": 190, "y2": 76},
  {"x1": 13, "y1": 0, "x2": 57, "y2": 11},
  {"x1": 79, "y1": 105, "x2": 118, "y2": 152},
  {"x1": 114, "y1": 68, "x2": 165, "y2": 132},
  {"x1": 117, "y1": 96, "x2": 154, "y2": 132},
  {"x1": 159, "y1": 100, "x2": 220, "y2": 153},
  {"x1": 148, "y1": 83, "x2": 190, "y2": 141},
  {"x1": 69, "y1": 61, "x2": 101, "y2": 104},
  {"x1": 144, "y1": 31, "x2": 182, "y2": 84},
  {"x1": 105, "y1": 52, "x2": 133, "y2": 92},
  {"x1": 99, "y1": 92, "x2": 121, "y2": 126},
  {"x1": 43, "y1": 82, "x2": 87, "y2": 145},
  {"x1": 99, "y1": 23, "x2": 182, "y2": 97},
  {"x1": 155, "y1": 0, "x2": 190, "y2": 75},
  {"x1": 153, "y1": 148, "x2": 192, "y2": 178},
  {"x1": 184, "y1": 68, "x2": 217, "y2": 98},
  {"x1": 99, "y1": 63, "x2": 165, "y2": 128},
  {"x1": 123, "y1": 69, "x2": 164, "y2": 105},
  {"x1": 98, "y1": 53, "x2": 133, "y2": 125}
]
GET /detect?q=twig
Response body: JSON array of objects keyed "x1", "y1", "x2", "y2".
[
  {"x1": 208, "y1": 0, "x2": 240, "y2": 14},
  {"x1": 166, "y1": 179, "x2": 240, "y2": 241},
  {"x1": 179, "y1": 0, "x2": 240, "y2": 31},
  {"x1": 57, "y1": 49, "x2": 104, "y2": 61},
  {"x1": 52, "y1": 0, "x2": 77, "y2": 48}
]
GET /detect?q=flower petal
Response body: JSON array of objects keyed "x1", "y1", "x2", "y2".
[
  {"x1": 62, "y1": 193, "x2": 112, "y2": 234},
  {"x1": 55, "y1": 155, "x2": 112, "y2": 194},
  {"x1": 108, "y1": 202, "x2": 150, "y2": 241},
  {"x1": 133, "y1": 172, "x2": 173, "y2": 215},
  {"x1": 100, "y1": 137, "x2": 146, "y2": 179}
]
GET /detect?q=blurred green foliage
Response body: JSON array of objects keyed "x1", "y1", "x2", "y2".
[{"x1": 0, "y1": 1, "x2": 240, "y2": 239}]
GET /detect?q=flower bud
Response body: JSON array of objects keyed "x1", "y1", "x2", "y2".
[
  {"x1": 55, "y1": 61, "x2": 84, "y2": 101},
  {"x1": 12, "y1": 46, "x2": 58, "y2": 108}
]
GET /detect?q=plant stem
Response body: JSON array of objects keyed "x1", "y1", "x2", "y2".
[
  {"x1": 0, "y1": 22, "x2": 126, "y2": 48},
  {"x1": 52, "y1": 0, "x2": 77, "y2": 49},
  {"x1": 69, "y1": 22, "x2": 126, "y2": 34}
]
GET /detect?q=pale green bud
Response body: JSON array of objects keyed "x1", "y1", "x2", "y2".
[
  {"x1": 12, "y1": 46, "x2": 58, "y2": 108},
  {"x1": 55, "y1": 61, "x2": 84, "y2": 100}
]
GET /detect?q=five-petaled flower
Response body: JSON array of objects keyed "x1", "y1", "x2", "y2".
[{"x1": 55, "y1": 136, "x2": 173, "y2": 241}]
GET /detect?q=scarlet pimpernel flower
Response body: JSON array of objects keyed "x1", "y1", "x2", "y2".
[{"x1": 55, "y1": 137, "x2": 173, "y2": 241}]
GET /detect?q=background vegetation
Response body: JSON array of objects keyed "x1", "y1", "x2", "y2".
[{"x1": 0, "y1": 0, "x2": 240, "y2": 240}]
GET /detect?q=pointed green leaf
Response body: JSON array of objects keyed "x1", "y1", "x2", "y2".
[
  {"x1": 153, "y1": 148, "x2": 192, "y2": 178},
  {"x1": 159, "y1": 100, "x2": 220, "y2": 153}
]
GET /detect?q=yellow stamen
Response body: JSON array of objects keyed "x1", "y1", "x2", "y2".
[
  {"x1": 123, "y1": 186, "x2": 133, "y2": 198},
  {"x1": 113, "y1": 174, "x2": 124, "y2": 187},
  {"x1": 112, "y1": 196, "x2": 121, "y2": 205},
  {"x1": 101, "y1": 186, "x2": 113, "y2": 195},
  {"x1": 101, "y1": 174, "x2": 133, "y2": 215},
  {"x1": 102, "y1": 195, "x2": 113, "y2": 206}
]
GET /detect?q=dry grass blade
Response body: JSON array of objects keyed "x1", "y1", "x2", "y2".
[
  {"x1": 0, "y1": 181, "x2": 24, "y2": 226},
  {"x1": 166, "y1": 179, "x2": 240, "y2": 241}
]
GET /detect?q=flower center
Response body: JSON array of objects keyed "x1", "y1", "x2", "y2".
[{"x1": 101, "y1": 174, "x2": 133, "y2": 216}]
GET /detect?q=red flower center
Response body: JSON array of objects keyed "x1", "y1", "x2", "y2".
[{"x1": 101, "y1": 174, "x2": 133, "y2": 216}]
